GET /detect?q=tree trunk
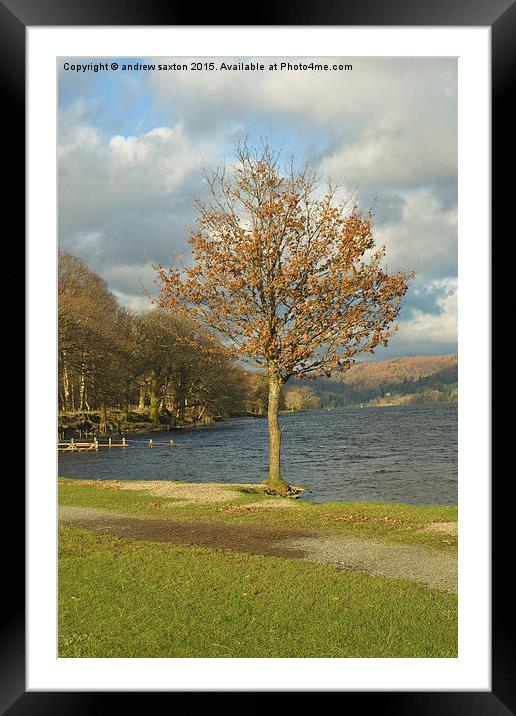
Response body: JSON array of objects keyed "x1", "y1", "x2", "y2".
[
  {"x1": 176, "y1": 397, "x2": 186, "y2": 424},
  {"x1": 149, "y1": 378, "x2": 159, "y2": 423},
  {"x1": 100, "y1": 403, "x2": 107, "y2": 434},
  {"x1": 265, "y1": 366, "x2": 288, "y2": 495},
  {"x1": 175, "y1": 375, "x2": 186, "y2": 425},
  {"x1": 175, "y1": 388, "x2": 186, "y2": 424},
  {"x1": 62, "y1": 364, "x2": 70, "y2": 411},
  {"x1": 121, "y1": 380, "x2": 130, "y2": 421},
  {"x1": 138, "y1": 387, "x2": 145, "y2": 412},
  {"x1": 79, "y1": 362, "x2": 86, "y2": 411}
]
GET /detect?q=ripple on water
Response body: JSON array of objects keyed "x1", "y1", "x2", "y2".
[{"x1": 58, "y1": 404, "x2": 457, "y2": 505}]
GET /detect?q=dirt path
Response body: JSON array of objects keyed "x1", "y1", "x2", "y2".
[
  {"x1": 59, "y1": 505, "x2": 457, "y2": 593},
  {"x1": 59, "y1": 505, "x2": 310, "y2": 558}
]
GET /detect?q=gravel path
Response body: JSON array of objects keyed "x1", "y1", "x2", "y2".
[
  {"x1": 59, "y1": 505, "x2": 457, "y2": 593},
  {"x1": 278, "y1": 535, "x2": 457, "y2": 593}
]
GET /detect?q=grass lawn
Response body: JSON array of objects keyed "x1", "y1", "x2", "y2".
[
  {"x1": 58, "y1": 478, "x2": 458, "y2": 658},
  {"x1": 58, "y1": 478, "x2": 457, "y2": 551},
  {"x1": 59, "y1": 526, "x2": 457, "y2": 658}
]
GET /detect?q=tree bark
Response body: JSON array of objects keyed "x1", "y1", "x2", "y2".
[
  {"x1": 121, "y1": 380, "x2": 130, "y2": 421},
  {"x1": 149, "y1": 378, "x2": 159, "y2": 423},
  {"x1": 138, "y1": 387, "x2": 145, "y2": 412},
  {"x1": 176, "y1": 396, "x2": 186, "y2": 424},
  {"x1": 62, "y1": 352, "x2": 70, "y2": 411},
  {"x1": 100, "y1": 403, "x2": 107, "y2": 434},
  {"x1": 174, "y1": 375, "x2": 186, "y2": 425},
  {"x1": 265, "y1": 365, "x2": 288, "y2": 494},
  {"x1": 79, "y1": 362, "x2": 86, "y2": 411}
]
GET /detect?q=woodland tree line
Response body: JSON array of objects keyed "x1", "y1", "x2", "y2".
[{"x1": 58, "y1": 253, "x2": 319, "y2": 431}]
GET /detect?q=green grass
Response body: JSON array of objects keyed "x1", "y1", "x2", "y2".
[
  {"x1": 59, "y1": 526, "x2": 457, "y2": 658},
  {"x1": 58, "y1": 478, "x2": 457, "y2": 552},
  {"x1": 58, "y1": 479, "x2": 457, "y2": 657}
]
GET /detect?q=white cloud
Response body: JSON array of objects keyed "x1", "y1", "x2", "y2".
[
  {"x1": 321, "y1": 127, "x2": 456, "y2": 188},
  {"x1": 58, "y1": 120, "x2": 219, "y2": 270},
  {"x1": 375, "y1": 188, "x2": 458, "y2": 277},
  {"x1": 59, "y1": 122, "x2": 211, "y2": 218},
  {"x1": 58, "y1": 124, "x2": 101, "y2": 159},
  {"x1": 111, "y1": 289, "x2": 154, "y2": 313},
  {"x1": 58, "y1": 57, "x2": 457, "y2": 356},
  {"x1": 396, "y1": 278, "x2": 458, "y2": 346},
  {"x1": 106, "y1": 126, "x2": 200, "y2": 192},
  {"x1": 149, "y1": 57, "x2": 457, "y2": 189},
  {"x1": 101, "y1": 261, "x2": 157, "y2": 295}
]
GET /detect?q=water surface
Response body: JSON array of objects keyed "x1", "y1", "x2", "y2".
[{"x1": 58, "y1": 404, "x2": 457, "y2": 505}]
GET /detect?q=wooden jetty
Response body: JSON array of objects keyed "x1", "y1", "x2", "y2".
[
  {"x1": 58, "y1": 437, "x2": 177, "y2": 452},
  {"x1": 58, "y1": 437, "x2": 128, "y2": 452}
]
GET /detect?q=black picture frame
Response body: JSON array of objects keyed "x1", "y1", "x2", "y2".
[{"x1": 6, "y1": 0, "x2": 507, "y2": 709}]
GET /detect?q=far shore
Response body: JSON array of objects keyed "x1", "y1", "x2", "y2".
[{"x1": 59, "y1": 401, "x2": 457, "y2": 438}]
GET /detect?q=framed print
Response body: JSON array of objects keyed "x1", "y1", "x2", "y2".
[{"x1": 5, "y1": 0, "x2": 510, "y2": 709}]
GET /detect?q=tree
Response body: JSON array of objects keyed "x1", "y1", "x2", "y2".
[
  {"x1": 134, "y1": 309, "x2": 185, "y2": 423},
  {"x1": 284, "y1": 385, "x2": 322, "y2": 412},
  {"x1": 241, "y1": 371, "x2": 269, "y2": 415},
  {"x1": 58, "y1": 252, "x2": 259, "y2": 431},
  {"x1": 58, "y1": 252, "x2": 137, "y2": 422},
  {"x1": 157, "y1": 141, "x2": 413, "y2": 495},
  {"x1": 135, "y1": 308, "x2": 241, "y2": 425}
]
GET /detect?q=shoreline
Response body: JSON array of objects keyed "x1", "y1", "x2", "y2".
[
  {"x1": 58, "y1": 475, "x2": 457, "y2": 509},
  {"x1": 58, "y1": 478, "x2": 458, "y2": 536},
  {"x1": 58, "y1": 409, "x2": 266, "y2": 437},
  {"x1": 59, "y1": 402, "x2": 458, "y2": 437}
]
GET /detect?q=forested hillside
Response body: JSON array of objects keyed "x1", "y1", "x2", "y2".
[{"x1": 296, "y1": 356, "x2": 458, "y2": 407}]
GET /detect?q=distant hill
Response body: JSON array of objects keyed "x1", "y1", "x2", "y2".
[{"x1": 294, "y1": 355, "x2": 458, "y2": 407}]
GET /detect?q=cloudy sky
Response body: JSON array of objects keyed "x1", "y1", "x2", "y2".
[{"x1": 58, "y1": 57, "x2": 457, "y2": 359}]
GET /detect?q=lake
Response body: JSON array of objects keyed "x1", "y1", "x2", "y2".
[{"x1": 58, "y1": 404, "x2": 458, "y2": 506}]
